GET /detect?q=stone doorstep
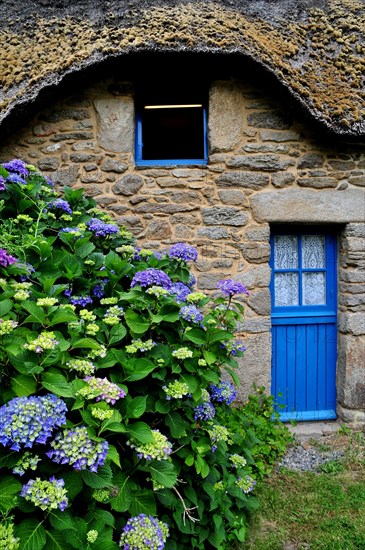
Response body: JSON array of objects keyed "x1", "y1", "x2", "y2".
[{"x1": 287, "y1": 420, "x2": 342, "y2": 440}]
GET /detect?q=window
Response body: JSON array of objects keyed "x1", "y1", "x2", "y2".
[{"x1": 135, "y1": 82, "x2": 208, "y2": 166}]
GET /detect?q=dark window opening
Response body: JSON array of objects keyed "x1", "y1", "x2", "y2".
[{"x1": 135, "y1": 81, "x2": 208, "y2": 166}]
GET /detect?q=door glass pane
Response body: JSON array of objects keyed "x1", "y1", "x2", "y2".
[
  {"x1": 302, "y1": 235, "x2": 325, "y2": 268},
  {"x1": 303, "y1": 272, "x2": 326, "y2": 305},
  {"x1": 274, "y1": 235, "x2": 298, "y2": 269},
  {"x1": 275, "y1": 273, "x2": 299, "y2": 306}
]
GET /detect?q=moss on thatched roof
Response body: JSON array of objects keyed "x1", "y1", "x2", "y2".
[{"x1": 0, "y1": 0, "x2": 364, "y2": 134}]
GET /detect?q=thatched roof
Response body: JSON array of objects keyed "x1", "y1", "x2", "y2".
[{"x1": 1, "y1": 0, "x2": 364, "y2": 135}]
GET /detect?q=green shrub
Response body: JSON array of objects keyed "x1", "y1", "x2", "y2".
[{"x1": 0, "y1": 159, "x2": 290, "y2": 550}]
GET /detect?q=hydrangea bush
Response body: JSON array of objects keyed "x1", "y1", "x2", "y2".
[{"x1": 0, "y1": 159, "x2": 279, "y2": 549}]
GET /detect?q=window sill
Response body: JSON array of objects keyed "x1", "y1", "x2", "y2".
[{"x1": 135, "y1": 159, "x2": 208, "y2": 168}]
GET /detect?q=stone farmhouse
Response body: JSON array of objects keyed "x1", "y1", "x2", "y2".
[{"x1": 0, "y1": 0, "x2": 364, "y2": 424}]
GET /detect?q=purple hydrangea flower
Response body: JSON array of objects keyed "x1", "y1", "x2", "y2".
[
  {"x1": 217, "y1": 279, "x2": 249, "y2": 297},
  {"x1": 168, "y1": 243, "x2": 198, "y2": 262},
  {"x1": 169, "y1": 282, "x2": 191, "y2": 303},
  {"x1": 2, "y1": 159, "x2": 29, "y2": 178},
  {"x1": 92, "y1": 279, "x2": 108, "y2": 299},
  {"x1": 179, "y1": 305, "x2": 204, "y2": 323},
  {"x1": 131, "y1": 269, "x2": 172, "y2": 290},
  {"x1": 82, "y1": 376, "x2": 126, "y2": 404},
  {"x1": 46, "y1": 426, "x2": 109, "y2": 472},
  {"x1": 210, "y1": 381, "x2": 237, "y2": 405},
  {"x1": 6, "y1": 173, "x2": 27, "y2": 185},
  {"x1": 20, "y1": 476, "x2": 68, "y2": 512},
  {"x1": 0, "y1": 394, "x2": 67, "y2": 451},
  {"x1": 47, "y1": 199, "x2": 73, "y2": 215},
  {"x1": 187, "y1": 273, "x2": 196, "y2": 288},
  {"x1": 221, "y1": 339, "x2": 247, "y2": 356},
  {"x1": 87, "y1": 218, "x2": 119, "y2": 237},
  {"x1": 0, "y1": 248, "x2": 17, "y2": 267},
  {"x1": 68, "y1": 294, "x2": 93, "y2": 307},
  {"x1": 0, "y1": 176, "x2": 6, "y2": 191},
  {"x1": 194, "y1": 401, "x2": 216, "y2": 422}
]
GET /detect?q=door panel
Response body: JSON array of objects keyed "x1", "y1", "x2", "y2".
[{"x1": 270, "y1": 230, "x2": 337, "y2": 421}]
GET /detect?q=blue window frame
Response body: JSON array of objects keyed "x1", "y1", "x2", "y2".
[
  {"x1": 269, "y1": 228, "x2": 337, "y2": 320},
  {"x1": 135, "y1": 86, "x2": 208, "y2": 167}
]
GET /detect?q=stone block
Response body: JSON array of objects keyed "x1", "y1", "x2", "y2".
[
  {"x1": 37, "y1": 157, "x2": 60, "y2": 171},
  {"x1": 237, "y1": 264, "x2": 271, "y2": 289},
  {"x1": 251, "y1": 189, "x2": 365, "y2": 223},
  {"x1": 50, "y1": 165, "x2": 79, "y2": 186},
  {"x1": 338, "y1": 312, "x2": 365, "y2": 336},
  {"x1": 156, "y1": 177, "x2": 186, "y2": 188},
  {"x1": 244, "y1": 225, "x2": 270, "y2": 242},
  {"x1": 234, "y1": 332, "x2": 272, "y2": 401},
  {"x1": 260, "y1": 130, "x2": 301, "y2": 142},
  {"x1": 218, "y1": 190, "x2": 247, "y2": 205},
  {"x1": 70, "y1": 153, "x2": 98, "y2": 163},
  {"x1": 337, "y1": 334, "x2": 365, "y2": 409},
  {"x1": 348, "y1": 176, "x2": 365, "y2": 187},
  {"x1": 42, "y1": 109, "x2": 90, "y2": 122},
  {"x1": 298, "y1": 177, "x2": 337, "y2": 188},
  {"x1": 197, "y1": 227, "x2": 231, "y2": 240},
  {"x1": 247, "y1": 112, "x2": 292, "y2": 129},
  {"x1": 272, "y1": 172, "x2": 295, "y2": 188},
  {"x1": 142, "y1": 220, "x2": 172, "y2": 240},
  {"x1": 242, "y1": 143, "x2": 289, "y2": 153},
  {"x1": 239, "y1": 242, "x2": 271, "y2": 263},
  {"x1": 227, "y1": 155, "x2": 294, "y2": 172},
  {"x1": 112, "y1": 174, "x2": 144, "y2": 196},
  {"x1": 216, "y1": 171, "x2": 269, "y2": 189},
  {"x1": 297, "y1": 153, "x2": 324, "y2": 169},
  {"x1": 209, "y1": 81, "x2": 245, "y2": 153},
  {"x1": 202, "y1": 207, "x2": 249, "y2": 226},
  {"x1": 51, "y1": 132, "x2": 93, "y2": 142},
  {"x1": 197, "y1": 272, "x2": 227, "y2": 290},
  {"x1": 94, "y1": 97, "x2": 134, "y2": 153},
  {"x1": 100, "y1": 159, "x2": 128, "y2": 173}
]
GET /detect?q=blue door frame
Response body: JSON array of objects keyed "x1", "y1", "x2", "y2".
[{"x1": 270, "y1": 228, "x2": 337, "y2": 422}]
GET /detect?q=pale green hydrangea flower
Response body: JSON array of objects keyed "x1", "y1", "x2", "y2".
[
  {"x1": 186, "y1": 291, "x2": 206, "y2": 303},
  {"x1": 67, "y1": 358, "x2": 95, "y2": 376},
  {"x1": 230, "y1": 454, "x2": 247, "y2": 469},
  {"x1": 36, "y1": 297, "x2": 58, "y2": 307},
  {"x1": 172, "y1": 347, "x2": 193, "y2": 360},
  {"x1": 127, "y1": 430, "x2": 173, "y2": 461},
  {"x1": 79, "y1": 309, "x2": 97, "y2": 322},
  {"x1": 0, "y1": 319, "x2": 18, "y2": 336},
  {"x1": 125, "y1": 339, "x2": 156, "y2": 354},
  {"x1": 0, "y1": 522, "x2": 20, "y2": 550},
  {"x1": 87, "y1": 530, "x2": 98, "y2": 544},
  {"x1": 24, "y1": 331, "x2": 59, "y2": 353},
  {"x1": 146, "y1": 285, "x2": 169, "y2": 298},
  {"x1": 163, "y1": 380, "x2": 190, "y2": 400}
]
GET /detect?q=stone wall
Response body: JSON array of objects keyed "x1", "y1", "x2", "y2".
[{"x1": 0, "y1": 76, "x2": 364, "y2": 421}]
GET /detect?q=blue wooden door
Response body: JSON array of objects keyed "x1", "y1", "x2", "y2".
[{"x1": 270, "y1": 229, "x2": 337, "y2": 421}]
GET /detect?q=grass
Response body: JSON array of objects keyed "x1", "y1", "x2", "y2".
[{"x1": 239, "y1": 427, "x2": 365, "y2": 550}]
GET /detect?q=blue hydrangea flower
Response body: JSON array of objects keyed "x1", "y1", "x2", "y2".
[
  {"x1": 217, "y1": 279, "x2": 249, "y2": 297},
  {"x1": 46, "y1": 426, "x2": 109, "y2": 472},
  {"x1": 119, "y1": 514, "x2": 169, "y2": 550},
  {"x1": 6, "y1": 173, "x2": 27, "y2": 185},
  {"x1": 179, "y1": 305, "x2": 204, "y2": 323},
  {"x1": 194, "y1": 401, "x2": 216, "y2": 422},
  {"x1": 87, "y1": 218, "x2": 119, "y2": 237},
  {"x1": 169, "y1": 282, "x2": 191, "y2": 303},
  {"x1": 131, "y1": 269, "x2": 172, "y2": 290},
  {"x1": 210, "y1": 381, "x2": 237, "y2": 405},
  {"x1": 2, "y1": 159, "x2": 29, "y2": 178},
  {"x1": 92, "y1": 278, "x2": 108, "y2": 299},
  {"x1": 168, "y1": 243, "x2": 198, "y2": 262},
  {"x1": 0, "y1": 394, "x2": 67, "y2": 451},
  {"x1": 47, "y1": 199, "x2": 73, "y2": 215}
]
